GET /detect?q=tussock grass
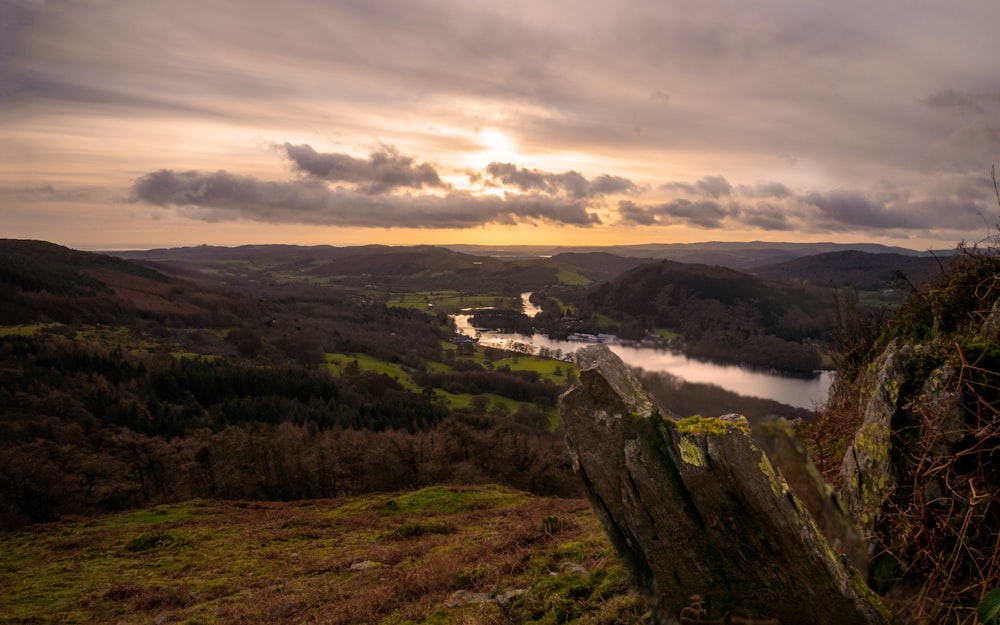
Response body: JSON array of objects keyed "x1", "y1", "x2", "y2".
[{"x1": 0, "y1": 486, "x2": 644, "y2": 625}]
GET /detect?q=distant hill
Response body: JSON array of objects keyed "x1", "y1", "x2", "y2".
[
  {"x1": 585, "y1": 259, "x2": 829, "y2": 326},
  {"x1": 115, "y1": 243, "x2": 497, "y2": 274},
  {"x1": 0, "y1": 239, "x2": 240, "y2": 325},
  {"x1": 447, "y1": 241, "x2": 932, "y2": 271},
  {"x1": 112, "y1": 242, "x2": 943, "y2": 289},
  {"x1": 113, "y1": 244, "x2": 653, "y2": 291},
  {"x1": 545, "y1": 252, "x2": 652, "y2": 283},
  {"x1": 115, "y1": 243, "x2": 559, "y2": 292},
  {"x1": 755, "y1": 250, "x2": 952, "y2": 291},
  {"x1": 569, "y1": 258, "x2": 833, "y2": 372}
]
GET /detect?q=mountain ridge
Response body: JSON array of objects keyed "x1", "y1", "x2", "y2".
[{"x1": 444, "y1": 241, "x2": 934, "y2": 270}]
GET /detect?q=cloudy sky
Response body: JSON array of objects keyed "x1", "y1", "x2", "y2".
[{"x1": 2, "y1": 0, "x2": 999, "y2": 251}]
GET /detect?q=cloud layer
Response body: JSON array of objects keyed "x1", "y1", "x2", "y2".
[
  {"x1": 283, "y1": 143, "x2": 448, "y2": 194},
  {"x1": 130, "y1": 144, "x2": 994, "y2": 236},
  {"x1": 4, "y1": 0, "x2": 1000, "y2": 248},
  {"x1": 131, "y1": 144, "x2": 613, "y2": 228}
]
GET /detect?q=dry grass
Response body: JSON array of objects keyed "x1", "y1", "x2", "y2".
[
  {"x1": 0, "y1": 485, "x2": 645, "y2": 625},
  {"x1": 877, "y1": 343, "x2": 1000, "y2": 625}
]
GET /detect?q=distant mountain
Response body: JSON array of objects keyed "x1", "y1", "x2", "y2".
[
  {"x1": 755, "y1": 250, "x2": 952, "y2": 291},
  {"x1": 446, "y1": 241, "x2": 932, "y2": 271}
]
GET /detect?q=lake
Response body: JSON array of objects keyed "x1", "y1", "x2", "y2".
[{"x1": 451, "y1": 293, "x2": 833, "y2": 410}]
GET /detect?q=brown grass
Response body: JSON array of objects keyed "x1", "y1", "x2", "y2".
[{"x1": 0, "y1": 486, "x2": 645, "y2": 625}]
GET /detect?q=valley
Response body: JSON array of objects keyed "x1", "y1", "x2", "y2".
[{"x1": 0, "y1": 237, "x2": 970, "y2": 624}]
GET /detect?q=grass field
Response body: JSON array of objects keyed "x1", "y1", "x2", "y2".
[
  {"x1": 326, "y1": 344, "x2": 576, "y2": 425},
  {"x1": 555, "y1": 269, "x2": 592, "y2": 286},
  {"x1": 0, "y1": 486, "x2": 644, "y2": 625},
  {"x1": 385, "y1": 291, "x2": 516, "y2": 313}
]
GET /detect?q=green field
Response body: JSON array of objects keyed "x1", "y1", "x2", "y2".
[
  {"x1": 555, "y1": 269, "x2": 592, "y2": 286},
  {"x1": 327, "y1": 343, "x2": 576, "y2": 426},
  {"x1": 385, "y1": 291, "x2": 516, "y2": 313}
]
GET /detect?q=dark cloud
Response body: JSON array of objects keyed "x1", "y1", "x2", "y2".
[
  {"x1": 614, "y1": 177, "x2": 996, "y2": 234},
  {"x1": 131, "y1": 169, "x2": 333, "y2": 213},
  {"x1": 590, "y1": 174, "x2": 640, "y2": 196},
  {"x1": 617, "y1": 200, "x2": 658, "y2": 225},
  {"x1": 737, "y1": 181, "x2": 792, "y2": 199},
  {"x1": 482, "y1": 162, "x2": 637, "y2": 198},
  {"x1": 738, "y1": 204, "x2": 794, "y2": 231},
  {"x1": 656, "y1": 199, "x2": 731, "y2": 227},
  {"x1": 805, "y1": 189, "x2": 920, "y2": 229},
  {"x1": 130, "y1": 168, "x2": 599, "y2": 228},
  {"x1": 283, "y1": 143, "x2": 447, "y2": 194},
  {"x1": 661, "y1": 175, "x2": 733, "y2": 198},
  {"x1": 617, "y1": 198, "x2": 732, "y2": 228}
]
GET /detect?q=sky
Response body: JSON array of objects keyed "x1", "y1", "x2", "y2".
[{"x1": 2, "y1": 0, "x2": 999, "y2": 251}]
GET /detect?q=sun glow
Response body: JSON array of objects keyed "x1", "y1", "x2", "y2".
[{"x1": 469, "y1": 128, "x2": 519, "y2": 169}]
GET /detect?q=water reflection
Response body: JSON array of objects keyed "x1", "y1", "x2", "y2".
[{"x1": 452, "y1": 294, "x2": 832, "y2": 410}]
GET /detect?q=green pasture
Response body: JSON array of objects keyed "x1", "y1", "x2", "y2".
[
  {"x1": 328, "y1": 344, "x2": 573, "y2": 423},
  {"x1": 325, "y1": 352, "x2": 418, "y2": 390},
  {"x1": 439, "y1": 343, "x2": 577, "y2": 386},
  {"x1": 555, "y1": 269, "x2": 592, "y2": 286},
  {"x1": 385, "y1": 291, "x2": 514, "y2": 313}
]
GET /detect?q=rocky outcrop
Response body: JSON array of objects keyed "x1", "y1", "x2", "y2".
[
  {"x1": 837, "y1": 303, "x2": 1000, "y2": 616},
  {"x1": 561, "y1": 345, "x2": 891, "y2": 625},
  {"x1": 839, "y1": 340, "x2": 913, "y2": 539},
  {"x1": 753, "y1": 418, "x2": 868, "y2": 577}
]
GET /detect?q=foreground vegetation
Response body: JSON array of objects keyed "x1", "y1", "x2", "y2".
[
  {"x1": 0, "y1": 325, "x2": 580, "y2": 528},
  {"x1": 0, "y1": 485, "x2": 645, "y2": 625},
  {"x1": 805, "y1": 241, "x2": 1000, "y2": 624}
]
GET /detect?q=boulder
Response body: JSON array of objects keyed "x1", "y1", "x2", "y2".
[{"x1": 560, "y1": 345, "x2": 892, "y2": 625}]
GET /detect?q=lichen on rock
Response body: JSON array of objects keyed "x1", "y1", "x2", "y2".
[{"x1": 560, "y1": 345, "x2": 891, "y2": 625}]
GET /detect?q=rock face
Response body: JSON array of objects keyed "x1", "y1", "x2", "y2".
[
  {"x1": 561, "y1": 345, "x2": 892, "y2": 625},
  {"x1": 837, "y1": 305, "x2": 1000, "y2": 615},
  {"x1": 839, "y1": 340, "x2": 913, "y2": 539}
]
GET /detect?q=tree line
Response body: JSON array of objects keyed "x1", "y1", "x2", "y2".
[
  {"x1": 0, "y1": 331, "x2": 579, "y2": 529},
  {"x1": 536, "y1": 260, "x2": 833, "y2": 373}
]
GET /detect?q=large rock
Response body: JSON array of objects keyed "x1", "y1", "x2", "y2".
[
  {"x1": 839, "y1": 340, "x2": 913, "y2": 538},
  {"x1": 837, "y1": 307, "x2": 1000, "y2": 613},
  {"x1": 561, "y1": 345, "x2": 892, "y2": 625}
]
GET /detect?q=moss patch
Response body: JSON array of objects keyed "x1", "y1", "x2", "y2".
[
  {"x1": 679, "y1": 438, "x2": 706, "y2": 467},
  {"x1": 674, "y1": 414, "x2": 748, "y2": 436}
]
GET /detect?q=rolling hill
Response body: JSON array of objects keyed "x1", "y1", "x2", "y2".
[
  {"x1": 0, "y1": 239, "x2": 241, "y2": 326},
  {"x1": 754, "y1": 250, "x2": 951, "y2": 290},
  {"x1": 447, "y1": 241, "x2": 933, "y2": 271}
]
